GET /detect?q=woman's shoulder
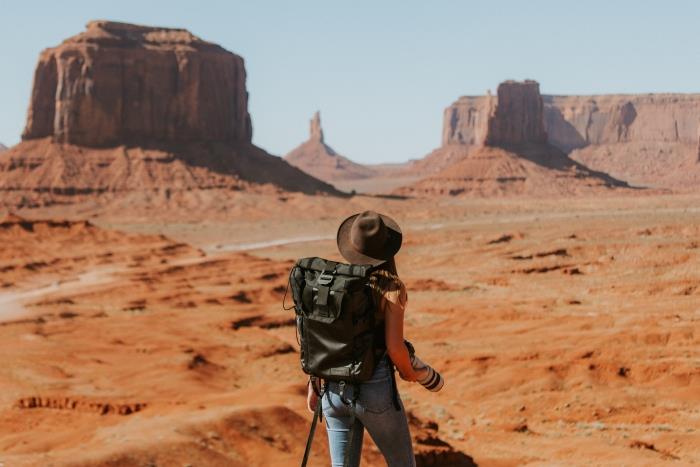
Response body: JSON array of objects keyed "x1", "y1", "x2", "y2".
[{"x1": 369, "y1": 269, "x2": 407, "y2": 308}]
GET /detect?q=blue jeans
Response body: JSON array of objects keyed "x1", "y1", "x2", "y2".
[{"x1": 322, "y1": 356, "x2": 415, "y2": 467}]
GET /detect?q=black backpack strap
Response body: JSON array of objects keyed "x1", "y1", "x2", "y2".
[
  {"x1": 301, "y1": 382, "x2": 326, "y2": 467},
  {"x1": 389, "y1": 364, "x2": 401, "y2": 411}
]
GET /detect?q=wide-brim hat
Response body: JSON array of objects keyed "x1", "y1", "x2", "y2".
[{"x1": 336, "y1": 211, "x2": 402, "y2": 266}]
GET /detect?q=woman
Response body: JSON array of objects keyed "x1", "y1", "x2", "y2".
[{"x1": 307, "y1": 210, "x2": 417, "y2": 466}]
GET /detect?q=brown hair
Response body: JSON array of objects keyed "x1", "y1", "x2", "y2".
[{"x1": 374, "y1": 257, "x2": 398, "y2": 276}]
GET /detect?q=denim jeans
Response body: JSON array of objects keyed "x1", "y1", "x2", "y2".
[{"x1": 322, "y1": 356, "x2": 415, "y2": 467}]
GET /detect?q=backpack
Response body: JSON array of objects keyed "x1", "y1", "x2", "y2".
[{"x1": 286, "y1": 257, "x2": 385, "y2": 383}]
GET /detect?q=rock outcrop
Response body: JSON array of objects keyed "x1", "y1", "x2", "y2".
[
  {"x1": 0, "y1": 143, "x2": 7, "y2": 153},
  {"x1": 0, "y1": 21, "x2": 337, "y2": 208},
  {"x1": 486, "y1": 80, "x2": 547, "y2": 146},
  {"x1": 441, "y1": 85, "x2": 700, "y2": 188},
  {"x1": 397, "y1": 80, "x2": 630, "y2": 197},
  {"x1": 284, "y1": 111, "x2": 374, "y2": 181},
  {"x1": 442, "y1": 80, "x2": 547, "y2": 148},
  {"x1": 22, "y1": 20, "x2": 251, "y2": 147}
]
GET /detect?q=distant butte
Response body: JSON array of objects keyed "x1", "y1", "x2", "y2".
[
  {"x1": 0, "y1": 20, "x2": 338, "y2": 209},
  {"x1": 396, "y1": 80, "x2": 631, "y2": 197},
  {"x1": 284, "y1": 112, "x2": 374, "y2": 182},
  {"x1": 438, "y1": 83, "x2": 700, "y2": 189}
]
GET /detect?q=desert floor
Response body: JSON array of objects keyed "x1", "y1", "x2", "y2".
[{"x1": 0, "y1": 192, "x2": 699, "y2": 466}]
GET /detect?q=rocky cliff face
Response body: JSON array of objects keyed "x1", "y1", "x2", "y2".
[
  {"x1": 442, "y1": 80, "x2": 546, "y2": 148},
  {"x1": 486, "y1": 80, "x2": 547, "y2": 146},
  {"x1": 284, "y1": 112, "x2": 374, "y2": 182},
  {"x1": 543, "y1": 94, "x2": 700, "y2": 152},
  {"x1": 22, "y1": 20, "x2": 252, "y2": 147},
  {"x1": 0, "y1": 143, "x2": 7, "y2": 153}
]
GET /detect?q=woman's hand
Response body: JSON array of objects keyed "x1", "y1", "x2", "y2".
[
  {"x1": 398, "y1": 366, "x2": 418, "y2": 382},
  {"x1": 306, "y1": 380, "x2": 319, "y2": 413}
]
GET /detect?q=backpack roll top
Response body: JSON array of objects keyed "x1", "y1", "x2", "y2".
[{"x1": 289, "y1": 257, "x2": 382, "y2": 383}]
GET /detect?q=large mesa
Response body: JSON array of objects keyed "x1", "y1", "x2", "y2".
[
  {"x1": 22, "y1": 20, "x2": 252, "y2": 147},
  {"x1": 0, "y1": 21, "x2": 337, "y2": 208},
  {"x1": 397, "y1": 80, "x2": 629, "y2": 197},
  {"x1": 441, "y1": 83, "x2": 700, "y2": 188}
]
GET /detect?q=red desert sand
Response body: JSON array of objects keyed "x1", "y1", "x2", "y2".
[{"x1": 1, "y1": 191, "x2": 699, "y2": 466}]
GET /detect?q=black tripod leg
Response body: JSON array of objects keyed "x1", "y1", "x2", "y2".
[
  {"x1": 343, "y1": 414, "x2": 355, "y2": 467},
  {"x1": 301, "y1": 393, "x2": 323, "y2": 467}
]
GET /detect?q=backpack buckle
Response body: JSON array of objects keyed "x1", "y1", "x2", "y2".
[{"x1": 317, "y1": 272, "x2": 334, "y2": 285}]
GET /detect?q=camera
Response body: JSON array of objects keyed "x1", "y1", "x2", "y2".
[{"x1": 405, "y1": 341, "x2": 444, "y2": 392}]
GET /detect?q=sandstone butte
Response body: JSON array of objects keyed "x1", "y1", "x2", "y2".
[
  {"x1": 284, "y1": 111, "x2": 375, "y2": 182},
  {"x1": 436, "y1": 84, "x2": 700, "y2": 189},
  {"x1": 0, "y1": 20, "x2": 337, "y2": 209},
  {"x1": 397, "y1": 80, "x2": 630, "y2": 197}
]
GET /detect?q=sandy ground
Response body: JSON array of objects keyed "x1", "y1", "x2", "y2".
[{"x1": 0, "y1": 192, "x2": 699, "y2": 466}]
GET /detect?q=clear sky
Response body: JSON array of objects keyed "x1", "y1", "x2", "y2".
[{"x1": 1, "y1": 1, "x2": 699, "y2": 163}]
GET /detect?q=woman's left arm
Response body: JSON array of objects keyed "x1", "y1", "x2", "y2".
[{"x1": 385, "y1": 302, "x2": 417, "y2": 382}]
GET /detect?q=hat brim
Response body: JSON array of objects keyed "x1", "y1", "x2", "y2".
[{"x1": 336, "y1": 213, "x2": 403, "y2": 266}]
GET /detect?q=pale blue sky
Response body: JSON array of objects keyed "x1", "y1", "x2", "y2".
[{"x1": 1, "y1": 1, "x2": 699, "y2": 163}]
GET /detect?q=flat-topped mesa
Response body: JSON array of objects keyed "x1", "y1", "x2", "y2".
[
  {"x1": 22, "y1": 20, "x2": 252, "y2": 147},
  {"x1": 310, "y1": 111, "x2": 324, "y2": 143}
]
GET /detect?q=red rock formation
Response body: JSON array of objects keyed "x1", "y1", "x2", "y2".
[
  {"x1": 0, "y1": 143, "x2": 7, "y2": 153},
  {"x1": 442, "y1": 86, "x2": 700, "y2": 188},
  {"x1": 543, "y1": 94, "x2": 700, "y2": 151},
  {"x1": 309, "y1": 111, "x2": 324, "y2": 142},
  {"x1": 284, "y1": 111, "x2": 374, "y2": 182},
  {"x1": 0, "y1": 21, "x2": 338, "y2": 207},
  {"x1": 23, "y1": 20, "x2": 251, "y2": 147},
  {"x1": 397, "y1": 80, "x2": 630, "y2": 196},
  {"x1": 485, "y1": 80, "x2": 547, "y2": 146},
  {"x1": 441, "y1": 80, "x2": 547, "y2": 149}
]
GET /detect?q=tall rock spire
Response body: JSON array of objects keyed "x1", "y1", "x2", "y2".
[{"x1": 310, "y1": 111, "x2": 324, "y2": 143}]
